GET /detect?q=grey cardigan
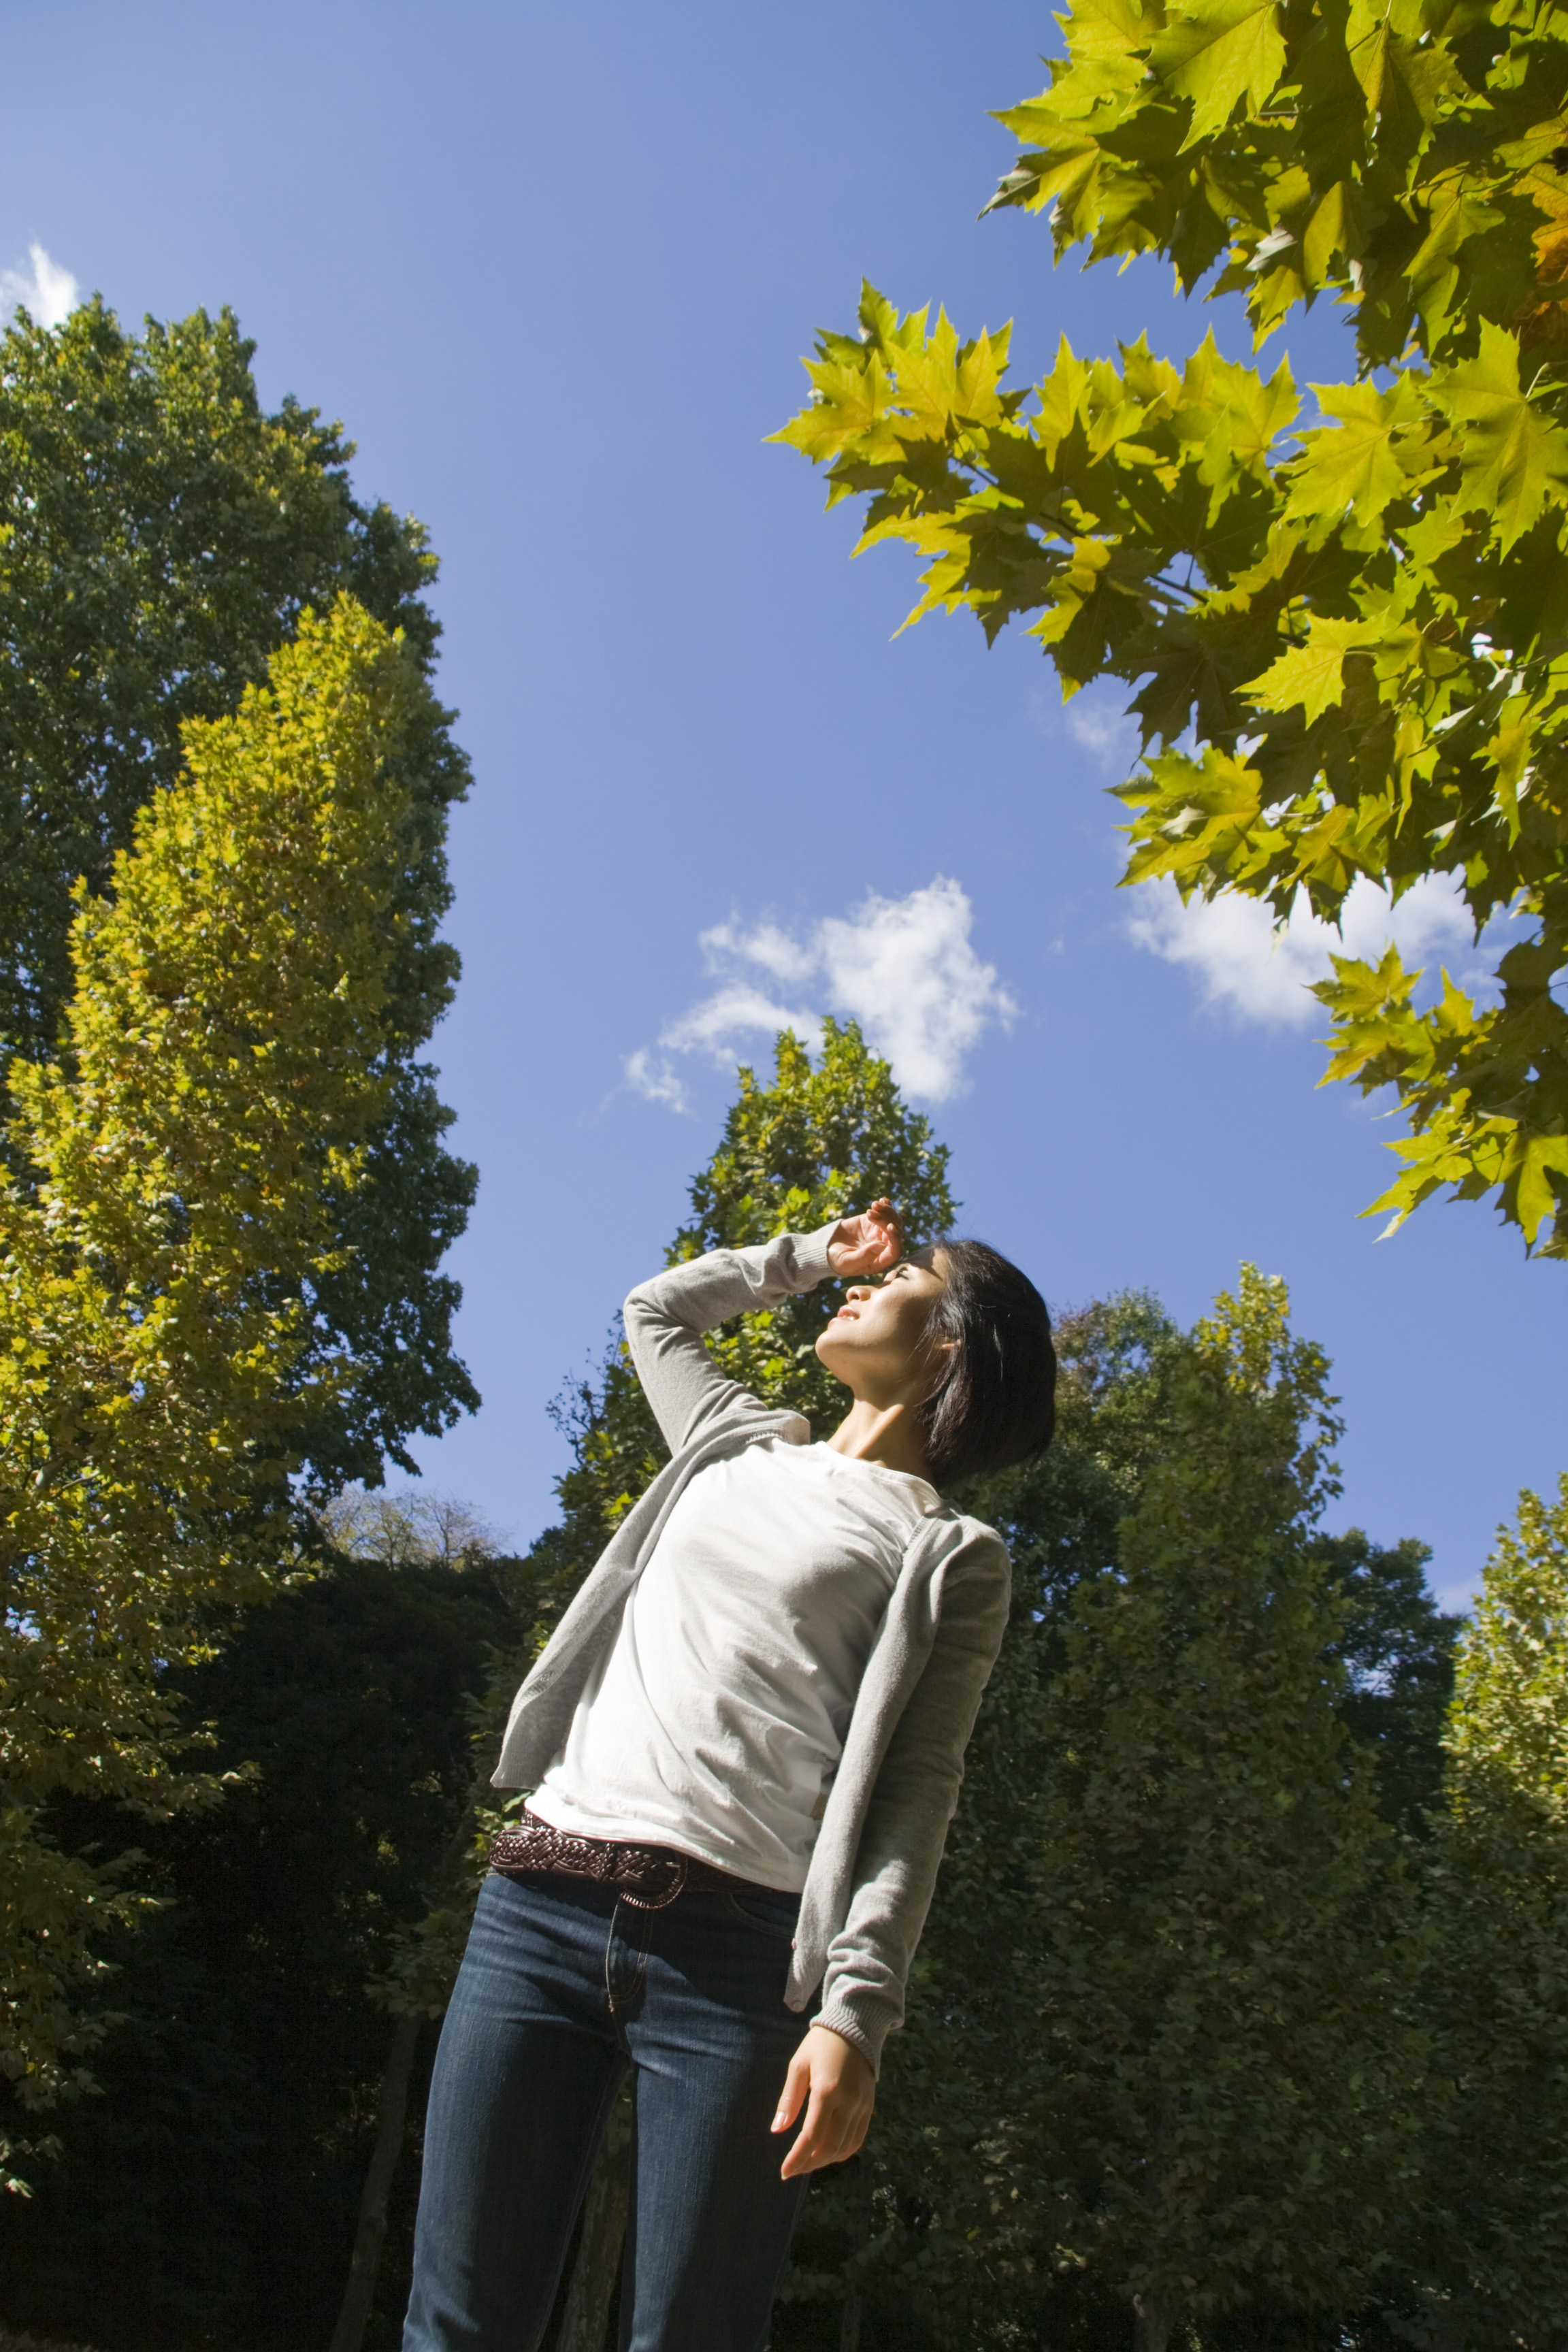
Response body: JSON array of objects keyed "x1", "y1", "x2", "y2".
[{"x1": 492, "y1": 1222, "x2": 1012, "y2": 2073}]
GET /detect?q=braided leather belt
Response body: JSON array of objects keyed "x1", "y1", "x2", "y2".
[{"x1": 489, "y1": 1818, "x2": 776, "y2": 1912}]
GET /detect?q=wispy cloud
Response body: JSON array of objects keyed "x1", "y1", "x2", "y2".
[
  {"x1": 1126, "y1": 872, "x2": 1484, "y2": 1027},
  {"x1": 1030, "y1": 684, "x2": 1139, "y2": 777},
  {"x1": 1, "y1": 242, "x2": 79, "y2": 329},
  {"x1": 1065, "y1": 700, "x2": 1137, "y2": 771},
  {"x1": 626, "y1": 878, "x2": 1017, "y2": 1111}
]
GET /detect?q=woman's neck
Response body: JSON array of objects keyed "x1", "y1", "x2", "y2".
[{"x1": 825, "y1": 1399, "x2": 935, "y2": 1484}]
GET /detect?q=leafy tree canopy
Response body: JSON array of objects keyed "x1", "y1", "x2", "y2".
[
  {"x1": 776, "y1": 0, "x2": 1568, "y2": 1256},
  {"x1": 847, "y1": 1271, "x2": 1423, "y2": 2352},
  {"x1": 1414, "y1": 1478, "x2": 1568, "y2": 2346},
  {"x1": 0, "y1": 599, "x2": 449, "y2": 2171},
  {"x1": 0, "y1": 299, "x2": 476, "y2": 1477}
]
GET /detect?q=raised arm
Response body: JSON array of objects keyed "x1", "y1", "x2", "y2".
[{"x1": 623, "y1": 1198, "x2": 906, "y2": 1454}]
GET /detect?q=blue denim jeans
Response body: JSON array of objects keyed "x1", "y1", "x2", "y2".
[{"x1": 402, "y1": 1868, "x2": 812, "y2": 2352}]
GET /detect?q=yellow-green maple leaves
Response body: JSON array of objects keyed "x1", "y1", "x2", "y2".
[
  {"x1": 1, "y1": 598, "x2": 431, "y2": 2159},
  {"x1": 779, "y1": 0, "x2": 1568, "y2": 1256},
  {"x1": 1427, "y1": 322, "x2": 1568, "y2": 548}
]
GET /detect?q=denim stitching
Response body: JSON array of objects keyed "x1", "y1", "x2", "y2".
[{"x1": 604, "y1": 1895, "x2": 652, "y2": 2020}]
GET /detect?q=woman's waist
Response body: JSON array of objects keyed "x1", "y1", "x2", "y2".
[
  {"x1": 493, "y1": 1809, "x2": 796, "y2": 1910},
  {"x1": 524, "y1": 1782, "x2": 812, "y2": 1892}
]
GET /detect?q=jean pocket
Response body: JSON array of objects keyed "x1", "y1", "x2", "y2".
[{"x1": 725, "y1": 1889, "x2": 799, "y2": 1942}]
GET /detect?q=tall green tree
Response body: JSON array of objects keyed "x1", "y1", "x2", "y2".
[
  {"x1": 1009, "y1": 1272, "x2": 1418, "y2": 2352},
  {"x1": 777, "y1": 0, "x2": 1568, "y2": 1254},
  {"x1": 790, "y1": 1281, "x2": 1428, "y2": 2352},
  {"x1": 781, "y1": 1290, "x2": 1191, "y2": 2352},
  {"x1": 0, "y1": 599, "x2": 449, "y2": 2176},
  {"x1": 0, "y1": 298, "x2": 476, "y2": 1476},
  {"x1": 1409, "y1": 1477, "x2": 1568, "y2": 2349}
]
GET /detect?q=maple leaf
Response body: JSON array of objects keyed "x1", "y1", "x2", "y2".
[
  {"x1": 1245, "y1": 615, "x2": 1384, "y2": 723},
  {"x1": 1427, "y1": 321, "x2": 1568, "y2": 551},
  {"x1": 1151, "y1": 0, "x2": 1286, "y2": 146}
]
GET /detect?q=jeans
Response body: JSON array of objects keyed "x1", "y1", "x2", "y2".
[{"x1": 402, "y1": 1868, "x2": 813, "y2": 2352}]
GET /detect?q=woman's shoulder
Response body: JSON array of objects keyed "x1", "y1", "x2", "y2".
[{"x1": 915, "y1": 1505, "x2": 1010, "y2": 1575}]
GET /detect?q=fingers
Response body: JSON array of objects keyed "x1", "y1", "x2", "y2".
[
  {"x1": 779, "y1": 2080, "x2": 873, "y2": 2178},
  {"x1": 868, "y1": 1198, "x2": 903, "y2": 1270},
  {"x1": 770, "y1": 2048, "x2": 811, "y2": 2138}
]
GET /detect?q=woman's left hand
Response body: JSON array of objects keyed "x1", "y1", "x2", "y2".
[{"x1": 772, "y1": 2023, "x2": 876, "y2": 2178}]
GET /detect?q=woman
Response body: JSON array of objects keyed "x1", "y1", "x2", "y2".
[{"x1": 402, "y1": 1197, "x2": 1056, "y2": 2352}]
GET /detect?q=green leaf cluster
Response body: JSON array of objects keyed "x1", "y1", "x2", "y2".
[
  {"x1": 1408, "y1": 1477, "x2": 1568, "y2": 2346},
  {"x1": 775, "y1": 0, "x2": 1568, "y2": 1254},
  {"x1": 0, "y1": 299, "x2": 478, "y2": 1477},
  {"x1": 0, "y1": 600, "x2": 443, "y2": 2169}
]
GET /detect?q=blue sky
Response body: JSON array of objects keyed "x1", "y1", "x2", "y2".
[{"x1": 5, "y1": 0, "x2": 1561, "y2": 1609}]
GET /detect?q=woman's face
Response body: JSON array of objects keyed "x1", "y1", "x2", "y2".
[{"x1": 814, "y1": 1250, "x2": 951, "y2": 1405}]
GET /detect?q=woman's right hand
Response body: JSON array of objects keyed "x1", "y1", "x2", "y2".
[{"x1": 828, "y1": 1198, "x2": 903, "y2": 1279}]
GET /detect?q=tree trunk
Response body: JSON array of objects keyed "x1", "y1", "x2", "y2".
[
  {"x1": 840, "y1": 2289, "x2": 864, "y2": 2351},
  {"x1": 555, "y1": 2097, "x2": 634, "y2": 2352},
  {"x1": 328, "y1": 2009, "x2": 423, "y2": 2352},
  {"x1": 1133, "y1": 2291, "x2": 1175, "y2": 2352}
]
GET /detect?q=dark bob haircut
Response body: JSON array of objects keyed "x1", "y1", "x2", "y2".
[{"x1": 911, "y1": 1239, "x2": 1056, "y2": 1490}]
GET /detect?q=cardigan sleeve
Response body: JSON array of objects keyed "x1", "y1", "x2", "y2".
[
  {"x1": 623, "y1": 1223, "x2": 840, "y2": 1454},
  {"x1": 811, "y1": 1531, "x2": 1011, "y2": 2074}
]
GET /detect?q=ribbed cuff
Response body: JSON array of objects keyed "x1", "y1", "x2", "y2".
[
  {"x1": 811, "y1": 2001, "x2": 888, "y2": 2080},
  {"x1": 793, "y1": 1221, "x2": 840, "y2": 1289}
]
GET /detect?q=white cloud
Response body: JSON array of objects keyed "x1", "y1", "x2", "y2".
[
  {"x1": 662, "y1": 980, "x2": 824, "y2": 1064},
  {"x1": 1, "y1": 242, "x2": 79, "y2": 329},
  {"x1": 1126, "y1": 871, "x2": 1480, "y2": 1027},
  {"x1": 623, "y1": 1045, "x2": 693, "y2": 1114},
  {"x1": 1066, "y1": 701, "x2": 1136, "y2": 771},
  {"x1": 815, "y1": 880, "x2": 1017, "y2": 1099},
  {"x1": 625, "y1": 877, "x2": 1016, "y2": 1110},
  {"x1": 698, "y1": 918, "x2": 816, "y2": 987}
]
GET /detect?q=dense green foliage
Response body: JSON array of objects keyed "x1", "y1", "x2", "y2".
[
  {"x1": 789, "y1": 1295, "x2": 1443, "y2": 2352},
  {"x1": 1015, "y1": 1273, "x2": 1418, "y2": 2345},
  {"x1": 1406, "y1": 1477, "x2": 1568, "y2": 2349},
  {"x1": 0, "y1": 1548, "x2": 514, "y2": 2352},
  {"x1": 777, "y1": 0, "x2": 1568, "y2": 1255},
  {"x1": 0, "y1": 602, "x2": 451, "y2": 2174},
  {"x1": 0, "y1": 299, "x2": 476, "y2": 1477},
  {"x1": 1316, "y1": 1529, "x2": 1463, "y2": 1835}
]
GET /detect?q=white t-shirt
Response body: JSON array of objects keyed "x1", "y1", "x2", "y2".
[{"x1": 527, "y1": 1437, "x2": 943, "y2": 1891}]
